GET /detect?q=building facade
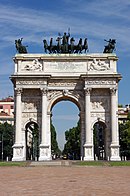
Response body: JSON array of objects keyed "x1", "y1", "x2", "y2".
[
  {"x1": 118, "y1": 105, "x2": 130, "y2": 124},
  {"x1": 0, "y1": 96, "x2": 14, "y2": 125}
]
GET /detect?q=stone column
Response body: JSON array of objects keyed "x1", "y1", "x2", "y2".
[
  {"x1": 79, "y1": 111, "x2": 85, "y2": 160},
  {"x1": 84, "y1": 88, "x2": 94, "y2": 161},
  {"x1": 47, "y1": 111, "x2": 52, "y2": 159},
  {"x1": 41, "y1": 87, "x2": 47, "y2": 144},
  {"x1": 15, "y1": 88, "x2": 22, "y2": 143},
  {"x1": 39, "y1": 87, "x2": 51, "y2": 161},
  {"x1": 110, "y1": 87, "x2": 121, "y2": 161},
  {"x1": 12, "y1": 88, "x2": 24, "y2": 161}
]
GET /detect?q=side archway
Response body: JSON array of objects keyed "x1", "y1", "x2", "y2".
[
  {"x1": 25, "y1": 121, "x2": 39, "y2": 160},
  {"x1": 93, "y1": 120, "x2": 107, "y2": 160}
]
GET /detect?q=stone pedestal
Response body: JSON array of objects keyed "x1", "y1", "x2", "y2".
[
  {"x1": 83, "y1": 144, "x2": 94, "y2": 161},
  {"x1": 12, "y1": 144, "x2": 25, "y2": 161},
  {"x1": 110, "y1": 144, "x2": 121, "y2": 161},
  {"x1": 39, "y1": 144, "x2": 52, "y2": 161}
]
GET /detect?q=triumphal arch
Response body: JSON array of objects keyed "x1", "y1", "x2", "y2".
[{"x1": 11, "y1": 53, "x2": 121, "y2": 161}]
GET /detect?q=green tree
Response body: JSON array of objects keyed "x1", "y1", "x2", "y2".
[
  {"x1": 51, "y1": 121, "x2": 61, "y2": 156},
  {"x1": 118, "y1": 104, "x2": 123, "y2": 108},
  {"x1": 119, "y1": 114, "x2": 130, "y2": 159},
  {"x1": 0, "y1": 122, "x2": 14, "y2": 160},
  {"x1": 63, "y1": 121, "x2": 80, "y2": 160},
  {"x1": 127, "y1": 111, "x2": 130, "y2": 120}
]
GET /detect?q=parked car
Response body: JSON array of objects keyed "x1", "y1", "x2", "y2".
[{"x1": 62, "y1": 154, "x2": 67, "y2": 160}]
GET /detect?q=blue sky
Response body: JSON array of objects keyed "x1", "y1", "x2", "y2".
[{"x1": 0, "y1": 0, "x2": 130, "y2": 149}]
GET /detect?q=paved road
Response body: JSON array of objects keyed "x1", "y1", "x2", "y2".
[{"x1": 0, "y1": 166, "x2": 130, "y2": 195}]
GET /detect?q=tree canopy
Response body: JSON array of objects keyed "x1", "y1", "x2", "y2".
[
  {"x1": 51, "y1": 121, "x2": 61, "y2": 156},
  {"x1": 0, "y1": 122, "x2": 14, "y2": 160},
  {"x1": 119, "y1": 113, "x2": 130, "y2": 159},
  {"x1": 63, "y1": 121, "x2": 80, "y2": 160}
]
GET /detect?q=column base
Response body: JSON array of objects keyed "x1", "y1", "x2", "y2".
[
  {"x1": 12, "y1": 143, "x2": 26, "y2": 161},
  {"x1": 83, "y1": 143, "x2": 94, "y2": 161},
  {"x1": 110, "y1": 144, "x2": 121, "y2": 161},
  {"x1": 39, "y1": 144, "x2": 52, "y2": 161}
]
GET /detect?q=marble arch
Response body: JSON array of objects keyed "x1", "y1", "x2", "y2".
[
  {"x1": 47, "y1": 91, "x2": 82, "y2": 112},
  {"x1": 10, "y1": 53, "x2": 122, "y2": 161}
]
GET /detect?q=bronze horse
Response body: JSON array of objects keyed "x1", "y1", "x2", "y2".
[
  {"x1": 15, "y1": 38, "x2": 27, "y2": 53},
  {"x1": 43, "y1": 36, "x2": 89, "y2": 54},
  {"x1": 103, "y1": 39, "x2": 116, "y2": 53},
  {"x1": 43, "y1": 39, "x2": 57, "y2": 53}
]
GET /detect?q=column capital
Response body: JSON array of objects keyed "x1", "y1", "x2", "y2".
[
  {"x1": 40, "y1": 87, "x2": 48, "y2": 95},
  {"x1": 84, "y1": 87, "x2": 92, "y2": 95},
  {"x1": 110, "y1": 87, "x2": 117, "y2": 95},
  {"x1": 15, "y1": 88, "x2": 22, "y2": 95}
]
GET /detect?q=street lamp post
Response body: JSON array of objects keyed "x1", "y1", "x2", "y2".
[
  {"x1": 2, "y1": 134, "x2": 3, "y2": 161},
  {"x1": 0, "y1": 133, "x2": 3, "y2": 161}
]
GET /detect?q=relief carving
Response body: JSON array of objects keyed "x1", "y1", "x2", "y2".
[
  {"x1": 88, "y1": 59, "x2": 110, "y2": 71},
  {"x1": 91, "y1": 97, "x2": 110, "y2": 111},
  {"x1": 47, "y1": 91, "x2": 62, "y2": 101},
  {"x1": 111, "y1": 148, "x2": 118, "y2": 156},
  {"x1": 22, "y1": 98, "x2": 41, "y2": 112},
  {"x1": 24, "y1": 59, "x2": 42, "y2": 71},
  {"x1": 40, "y1": 148, "x2": 48, "y2": 156},
  {"x1": 15, "y1": 148, "x2": 22, "y2": 156},
  {"x1": 24, "y1": 102, "x2": 34, "y2": 110},
  {"x1": 86, "y1": 148, "x2": 92, "y2": 156},
  {"x1": 91, "y1": 101, "x2": 103, "y2": 109}
]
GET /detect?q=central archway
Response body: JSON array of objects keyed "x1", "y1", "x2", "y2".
[
  {"x1": 50, "y1": 94, "x2": 82, "y2": 160},
  {"x1": 51, "y1": 100, "x2": 80, "y2": 159}
]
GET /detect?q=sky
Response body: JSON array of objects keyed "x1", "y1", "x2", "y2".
[{"x1": 0, "y1": 0, "x2": 130, "y2": 149}]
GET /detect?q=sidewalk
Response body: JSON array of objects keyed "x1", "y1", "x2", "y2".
[{"x1": 0, "y1": 166, "x2": 130, "y2": 195}]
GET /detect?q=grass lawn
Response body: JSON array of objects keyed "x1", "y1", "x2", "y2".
[
  {"x1": 75, "y1": 161, "x2": 130, "y2": 166},
  {"x1": 0, "y1": 161, "x2": 28, "y2": 167},
  {"x1": 0, "y1": 161, "x2": 130, "y2": 167}
]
